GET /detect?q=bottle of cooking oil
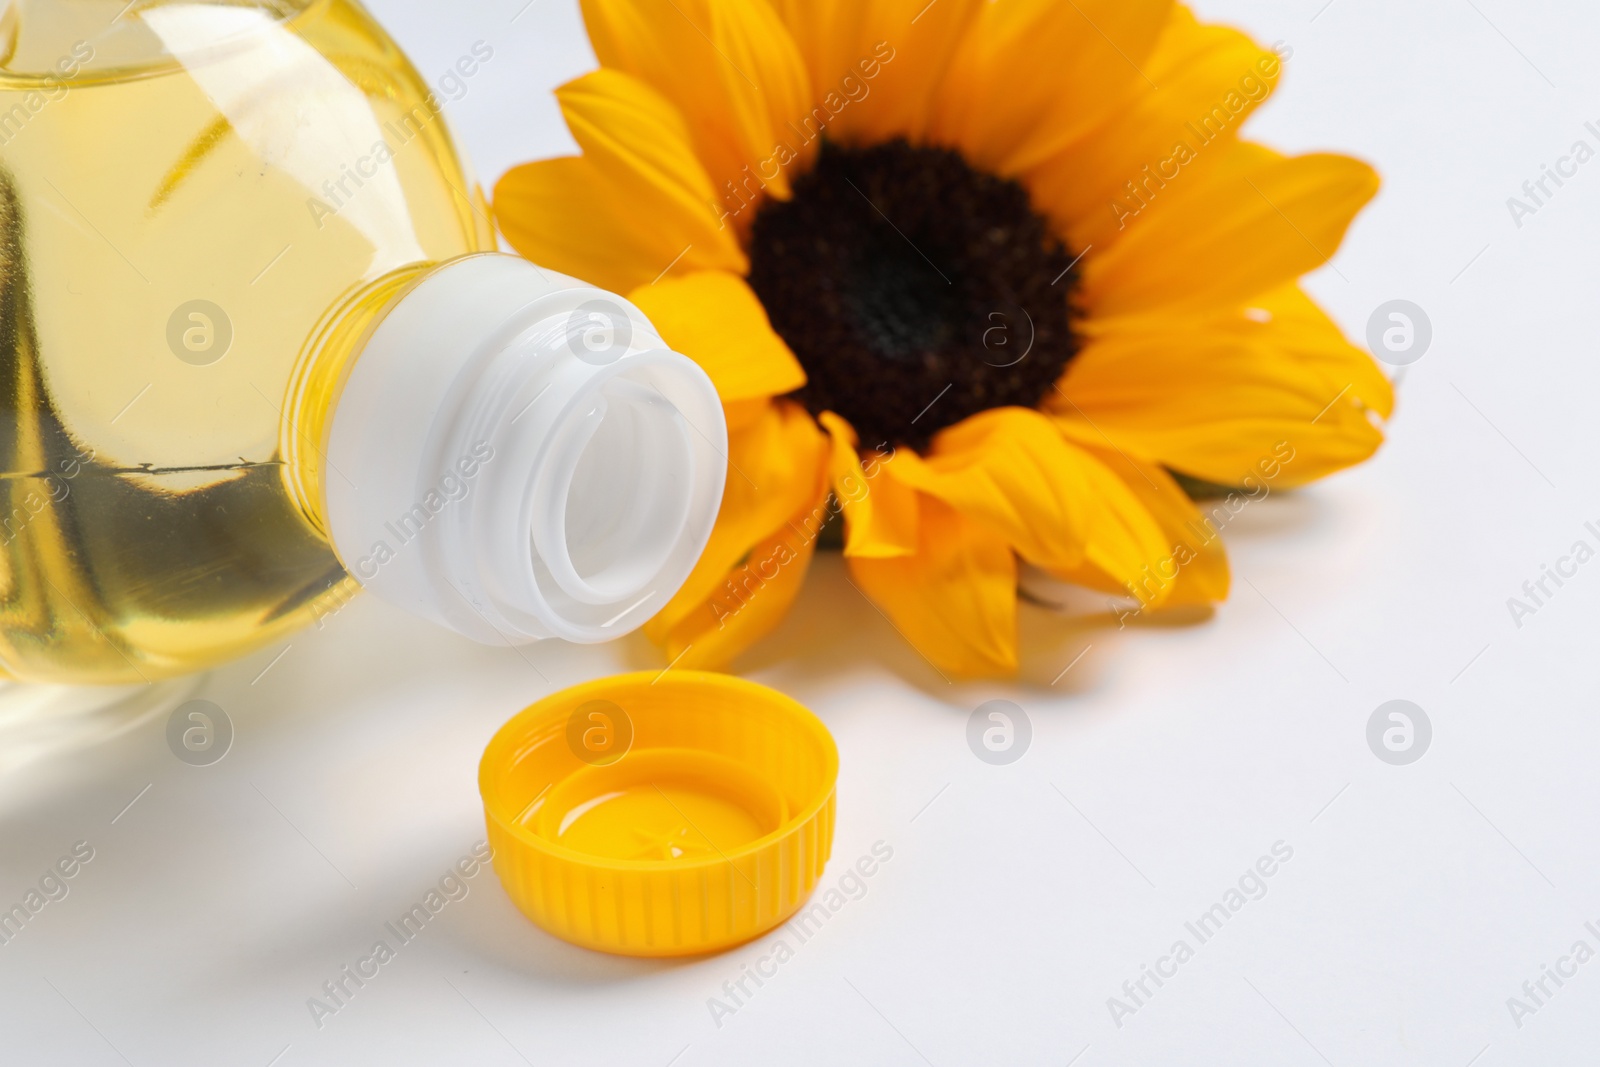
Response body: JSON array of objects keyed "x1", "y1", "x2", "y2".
[{"x1": 0, "y1": 0, "x2": 726, "y2": 683}]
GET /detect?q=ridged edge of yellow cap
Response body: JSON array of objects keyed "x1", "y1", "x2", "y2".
[{"x1": 479, "y1": 671, "x2": 838, "y2": 956}]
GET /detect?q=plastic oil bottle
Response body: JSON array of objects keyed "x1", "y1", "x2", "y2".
[{"x1": 0, "y1": 0, "x2": 726, "y2": 683}]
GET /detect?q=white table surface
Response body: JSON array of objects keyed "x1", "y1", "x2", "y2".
[{"x1": 4, "y1": 0, "x2": 1599, "y2": 1064}]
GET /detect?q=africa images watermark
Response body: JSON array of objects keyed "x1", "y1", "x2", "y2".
[
  {"x1": 0, "y1": 41, "x2": 94, "y2": 146},
  {"x1": 0, "y1": 841, "x2": 96, "y2": 947},
  {"x1": 1108, "y1": 41, "x2": 1292, "y2": 231},
  {"x1": 306, "y1": 41, "x2": 494, "y2": 227},
  {"x1": 1106, "y1": 840, "x2": 1295, "y2": 1029},
  {"x1": 1504, "y1": 518, "x2": 1600, "y2": 630},
  {"x1": 305, "y1": 841, "x2": 493, "y2": 1029},
  {"x1": 705, "y1": 840, "x2": 895, "y2": 1028},
  {"x1": 0, "y1": 443, "x2": 94, "y2": 547},
  {"x1": 715, "y1": 41, "x2": 897, "y2": 229},
  {"x1": 310, "y1": 441, "x2": 495, "y2": 628},
  {"x1": 1506, "y1": 119, "x2": 1600, "y2": 229},
  {"x1": 1504, "y1": 918, "x2": 1600, "y2": 1030},
  {"x1": 706, "y1": 444, "x2": 898, "y2": 632},
  {"x1": 1113, "y1": 441, "x2": 1297, "y2": 626}
]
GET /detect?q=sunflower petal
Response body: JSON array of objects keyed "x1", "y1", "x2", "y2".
[
  {"x1": 580, "y1": 0, "x2": 814, "y2": 205},
  {"x1": 1082, "y1": 143, "x2": 1379, "y2": 319},
  {"x1": 1240, "y1": 284, "x2": 1395, "y2": 422},
  {"x1": 721, "y1": 397, "x2": 774, "y2": 433},
  {"x1": 887, "y1": 407, "x2": 1085, "y2": 570},
  {"x1": 1050, "y1": 298, "x2": 1387, "y2": 488},
  {"x1": 648, "y1": 495, "x2": 823, "y2": 670},
  {"x1": 929, "y1": 0, "x2": 1173, "y2": 175},
  {"x1": 769, "y1": 0, "x2": 984, "y2": 145},
  {"x1": 1025, "y1": 7, "x2": 1285, "y2": 253},
  {"x1": 819, "y1": 412, "x2": 918, "y2": 558},
  {"x1": 885, "y1": 407, "x2": 1171, "y2": 602},
  {"x1": 493, "y1": 71, "x2": 745, "y2": 293},
  {"x1": 847, "y1": 494, "x2": 1017, "y2": 677},
  {"x1": 556, "y1": 69, "x2": 749, "y2": 268},
  {"x1": 495, "y1": 157, "x2": 686, "y2": 296},
  {"x1": 628, "y1": 271, "x2": 806, "y2": 404},
  {"x1": 1045, "y1": 448, "x2": 1230, "y2": 609},
  {"x1": 646, "y1": 399, "x2": 828, "y2": 635}
]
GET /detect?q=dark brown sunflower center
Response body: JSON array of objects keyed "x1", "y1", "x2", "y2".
[{"x1": 747, "y1": 138, "x2": 1081, "y2": 452}]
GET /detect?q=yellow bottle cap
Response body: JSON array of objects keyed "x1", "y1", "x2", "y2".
[{"x1": 478, "y1": 670, "x2": 838, "y2": 956}]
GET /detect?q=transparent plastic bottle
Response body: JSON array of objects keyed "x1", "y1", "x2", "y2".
[{"x1": 0, "y1": 0, "x2": 726, "y2": 683}]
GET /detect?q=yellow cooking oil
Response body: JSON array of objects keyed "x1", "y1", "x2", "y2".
[{"x1": 0, "y1": 0, "x2": 493, "y2": 682}]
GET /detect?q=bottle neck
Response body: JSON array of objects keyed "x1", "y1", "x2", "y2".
[
  {"x1": 284, "y1": 262, "x2": 434, "y2": 533},
  {"x1": 300, "y1": 253, "x2": 726, "y2": 645}
]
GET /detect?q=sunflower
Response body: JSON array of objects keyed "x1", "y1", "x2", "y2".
[{"x1": 493, "y1": 0, "x2": 1392, "y2": 677}]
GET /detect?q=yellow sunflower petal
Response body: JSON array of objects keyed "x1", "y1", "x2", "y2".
[
  {"x1": 769, "y1": 0, "x2": 983, "y2": 145},
  {"x1": 1026, "y1": 7, "x2": 1285, "y2": 253},
  {"x1": 579, "y1": 0, "x2": 814, "y2": 206},
  {"x1": 646, "y1": 399, "x2": 828, "y2": 636},
  {"x1": 847, "y1": 493, "x2": 1017, "y2": 677},
  {"x1": 493, "y1": 71, "x2": 745, "y2": 293},
  {"x1": 556, "y1": 69, "x2": 748, "y2": 268},
  {"x1": 721, "y1": 396, "x2": 774, "y2": 433},
  {"x1": 494, "y1": 157, "x2": 681, "y2": 296},
  {"x1": 649, "y1": 492, "x2": 824, "y2": 670},
  {"x1": 928, "y1": 0, "x2": 1173, "y2": 175},
  {"x1": 1045, "y1": 447, "x2": 1230, "y2": 609},
  {"x1": 1239, "y1": 284, "x2": 1395, "y2": 422},
  {"x1": 887, "y1": 407, "x2": 1084, "y2": 570},
  {"x1": 1082, "y1": 143, "x2": 1379, "y2": 320},
  {"x1": 1050, "y1": 300, "x2": 1386, "y2": 488},
  {"x1": 628, "y1": 271, "x2": 806, "y2": 404},
  {"x1": 884, "y1": 407, "x2": 1170, "y2": 601},
  {"x1": 818, "y1": 412, "x2": 918, "y2": 558}
]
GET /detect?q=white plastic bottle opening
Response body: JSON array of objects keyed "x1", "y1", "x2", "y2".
[{"x1": 323, "y1": 254, "x2": 727, "y2": 647}]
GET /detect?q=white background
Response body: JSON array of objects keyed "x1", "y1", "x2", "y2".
[{"x1": 4, "y1": 0, "x2": 1600, "y2": 1064}]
